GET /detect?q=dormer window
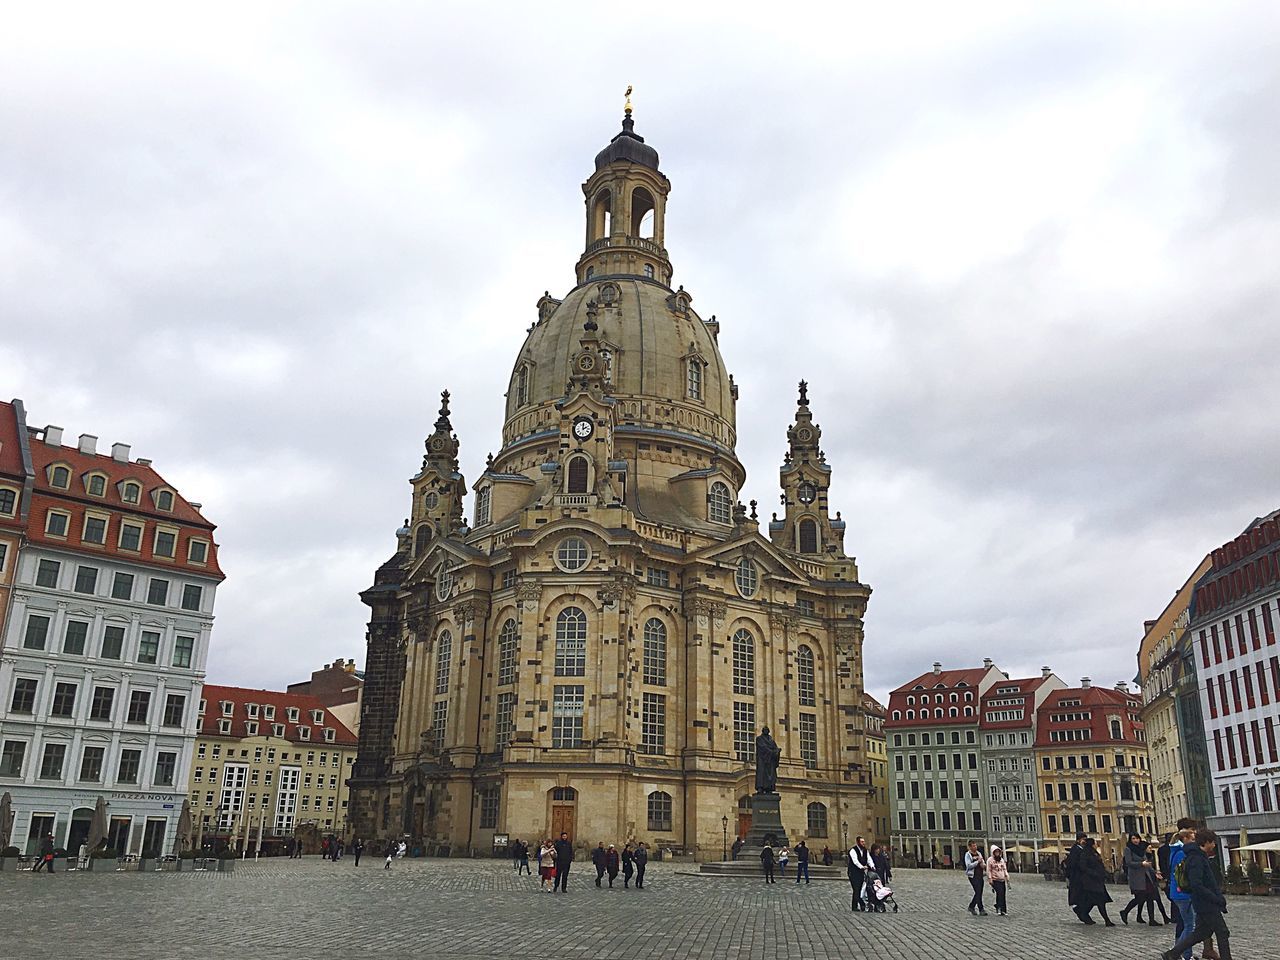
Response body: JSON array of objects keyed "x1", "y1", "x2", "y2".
[
  {"x1": 686, "y1": 358, "x2": 703, "y2": 401},
  {"x1": 0, "y1": 486, "x2": 16, "y2": 517},
  {"x1": 50, "y1": 465, "x2": 71, "y2": 488},
  {"x1": 121, "y1": 481, "x2": 141, "y2": 504},
  {"x1": 515, "y1": 364, "x2": 530, "y2": 407},
  {"x1": 298, "y1": 726, "x2": 311, "y2": 741},
  {"x1": 287, "y1": 707, "x2": 299, "y2": 722},
  {"x1": 246, "y1": 703, "x2": 259, "y2": 718},
  {"x1": 273, "y1": 723, "x2": 285, "y2": 737},
  {"x1": 264, "y1": 705, "x2": 275, "y2": 720},
  {"x1": 221, "y1": 701, "x2": 233, "y2": 716},
  {"x1": 86, "y1": 474, "x2": 107, "y2": 497},
  {"x1": 245, "y1": 721, "x2": 258, "y2": 736},
  {"x1": 708, "y1": 481, "x2": 732, "y2": 524},
  {"x1": 312, "y1": 709, "x2": 324, "y2": 724},
  {"x1": 155, "y1": 489, "x2": 175, "y2": 511},
  {"x1": 324, "y1": 728, "x2": 335, "y2": 743},
  {"x1": 475, "y1": 486, "x2": 491, "y2": 527},
  {"x1": 218, "y1": 718, "x2": 231, "y2": 734},
  {"x1": 188, "y1": 540, "x2": 209, "y2": 564}
]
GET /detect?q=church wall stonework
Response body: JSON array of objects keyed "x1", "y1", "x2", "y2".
[{"x1": 349, "y1": 107, "x2": 874, "y2": 860}]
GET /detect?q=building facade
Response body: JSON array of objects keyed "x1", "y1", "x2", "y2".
[
  {"x1": 288, "y1": 658, "x2": 363, "y2": 738},
  {"x1": 1138, "y1": 555, "x2": 1212, "y2": 834},
  {"x1": 188, "y1": 685, "x2": 357, "y2": 852},
  {"x1": 348, "y1": 107, "x2": 874, "y2": 858},
  {"x1": 0, "y1": 418, "x2": 222, "y2": 856},
  {"x1": 863, "y1": 693, "x2": 888, "y2": 843},
  {"x1": 979, "y1": 668, "x2": 1065, "y2": 867},
  {"x1": 1189, "y1": 510, "x2": 1280, "y2": 846},
  {"x1": 0, "y1": 401, "x2": 35, "y2": 637},
  {"x1": 1034, "y1": 682, "x2": 1155, "y2": 866},
  {"x1": 886, "y1": 661, "x2": 1005, "y2": 867}
]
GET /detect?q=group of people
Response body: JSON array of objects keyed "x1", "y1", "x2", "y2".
[
  {"x1": 509, "y1": 832, "x2": 651, "y2": 893},
  {"x1": 958, "y1": 840, "x2": 1011, "y2": 915},
  {"x1": 845, "y1": 836, "x2": 893, "y2": 911},
  {"x1": 1059, "y1": 820, "x2": 1233, "y2": 960}
]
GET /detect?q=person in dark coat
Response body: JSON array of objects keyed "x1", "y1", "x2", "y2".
[
  {"x1": 605, "y1": 845, "x2": 620, "y2": 887},
  {"x1": 1121, "y1": 835, "x2": 1168, "y2": 924},
  {"x1": 553, "y1": 832, "x2": 574, "y2": 892},
  {"x1": 794, "y1": 840, "x2": 811, "y2": 884},
  {"x1": 1162, "y1": 830, "x2": 1232, "y2": 960},
  {"x1": 1063, "y1": 833, "x2": 1087, "y2": 910},
  {"x1": 1074, "y1": 838, "x2": 1116, "y2": 926},
  {"x1": 760, "y1": 843, "x2": 776, "y2": 884},
  {"x1": 592, "y1": 842, "x2": 607, "y2": 886},
  {"x1": 731, "y1": 836, "x2": 743, "y2": 861},
  {"x1": 518, "y1": 839, "x2": 531, "y2": 876},
  {"x1": 821, "y1": 845, "x2": 833, "y2": 866},
  {"x1": 634, "y1": 842, "x2": 648, "y2": 889},
  {"x1": 847, "y1": 837, "x2": 871, "y2": 911},
  {"x1": 34, "y1": 834, "x2": 56, "y2": 873},
  {"x1": 352, "y1": 837, "x2": 364, "y2": 866},
  {"x1": 621, "y1": 843, "x2": 635, "y2": 887}
]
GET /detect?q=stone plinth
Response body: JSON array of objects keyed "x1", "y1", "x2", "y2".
[{"x1": 739, "y1": 792, "x2": 789, "y2": 857}]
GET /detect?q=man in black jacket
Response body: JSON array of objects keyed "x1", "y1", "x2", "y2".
[
  {"x1": 553, "y1": 832, "x2": 574, "y2": 892},
  {"x1": 1063, "y1": 833, "x2": 1087, "y2": 912},
  {"x1": 633, "y1": 842, "x2": 648, "y2": 889},
  {"x1": 1162, "y1": 829, "x2": 1232, "y2": 960},
  {"x1": 592, "y1": 842, "x2": 606, "y2": 886}
]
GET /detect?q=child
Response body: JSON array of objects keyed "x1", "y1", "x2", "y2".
[{"x1": 988, "y1": 845, "x2": 1010, "y2": 915}]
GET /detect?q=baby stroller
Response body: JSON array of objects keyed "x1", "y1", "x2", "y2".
[{"x1": 864, "y1": 868, "x2": 899, "y2": 913}]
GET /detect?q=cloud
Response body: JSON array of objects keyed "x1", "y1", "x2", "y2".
[{"x1": 1, "y1": 1, "x2": 1276, "y2": 705}]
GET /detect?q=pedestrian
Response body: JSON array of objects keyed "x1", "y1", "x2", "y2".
[
  {"x1": 964, "y1": 840, "x2": 987, "y2": 915},
  {"x1": 731, "y1": 836, "x2": 743, "y2": 861},
  {"x1": 1063, "y1": 832, "x2": 1087, "y2": 916},
  {"x1": 1157, "y1": 832, "x2": 1176, "y2": 921},
  {"x1": 821, "y1": 845, "x2": 833, "y2": 866},
  {"x1": 760, "y1": 843, "x2": 776, "y2": 884},
  {"x1": 869, "y1": 844, "x2": 892, "y2": 912},
  {"x1": 777, "y1": 844, "x2": 790, "y2": 878},
  {"x1": 1162, "y1": 829, "x2": 1232, "y2": 960},
  {"x1": 553, "y1": 832, "x2": 574, "y2": 892},
  {"x1": 77, "y1": 841, "x2": 89, "y2": 871},
  {"x1": 397, "y1": 840, "x2": 407, "y2": 859},
  {"x1": 605, "y1": 844, "x2": 620, "y2": 887},
  {"x1": 352, "y1": 837, "x2": 364, "y2": 867},
  {"x1": 539, "y1": 839, "x2": 557, "y2": 893},
  {"x1": 384, "y1": 847, "x2": 394, "y2": 870},
  {"x1": 847, "y1": 836, "x2": 870, "y2": 910},
  {"x1": 634, "y1": 842, "x2": 648, "y2": 889},
  {"x1": 1167, "y1": 827, "x2": 1195, "y2": 960},
  {"x1": 987, "y1": 845, "x2": 1010, "y2": 916},
  {"x1": 518, "y1": 839, "x2": 531, "y2": 876},
  {"x1": 1121, "y1": 835, "x2": 1167, "y2": 924},
  {"x1": 513, "y1": 838, "x2": 523, "y2": 872},
  {"x1": 1074, "y1": 838, "x2": 1116, "y2": 926},
  {"x1": 794, "y1": 840, "x2": 811, "y2": 884},
  {"x1": 335, "y1": 838, "x2": 344, "y2": 861},
  {"x1": 592, "y1": 841, "x2": 607, "y2": 887},
  {"x1": 621, "y1": 842, "x2": 635, "y2": 887},
  {"x1": 33, "y1": 833, "x2": 56, "y2": 873}
]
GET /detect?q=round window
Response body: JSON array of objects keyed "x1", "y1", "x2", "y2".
[
  {"x1": 735, "y1": 557, "x2": 759, "y2": 598},
  {"x1": 556, "y1": 537, "x2": 590, "y2": 573},
  {"x1": 436, "y1": 568, "x2": 454, "y2": 602},
  {"x1": 423, "y1": 492, "x2": 439, "y2": 510}
]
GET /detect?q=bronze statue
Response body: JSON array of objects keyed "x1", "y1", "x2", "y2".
[{"x1": 754, "y1": 726, "x2": 781, "y2": 794}]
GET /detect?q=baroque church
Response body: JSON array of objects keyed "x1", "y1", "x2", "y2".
[{"x1": 348, "y1": 103, "x2": 874, "y2": 858}]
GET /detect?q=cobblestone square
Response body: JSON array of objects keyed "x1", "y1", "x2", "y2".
[{"x1": 3, "y1": 859, "x2": 1277, "y2": 958}]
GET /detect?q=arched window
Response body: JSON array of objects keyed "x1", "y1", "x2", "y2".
[
  {"x1": 516, "y1": 365, "x2": 530, "y2": 407},
  {"x1": 415, "y1": 526, "x2": 430, "y2": 556},
  {"x1": 643, "y1": 263, "x2": 655, "y2": 279},
  {"x1": 50, "y1": 465, "x2": 70, "y2": 488},
  {"x1": 949, "y1": 707, "x2": 958, "y2": 717},
  {"x1": 631, "y1": 187, "x2": 655, "y2": 237},
  {"x1": 647, "y1": 790, "x2": 672, "y2": 832},
  {"x1": 1110, "y1": 719, "x2": 1123, "y2": 740},
  {"x1": 643, "y1": 618, "x2": 667, "y2": 686},
  {"x1": 806, "y1": 802, "x2": 828, "y2": 838},
  {"x1": 87, "y1": 474, "x2": 106, "y2": 496},
  {"x1": 892, "y1": 710, "x2": 902, "y2": 721},
  {"x1": 708, "y1": 482, "x2": 732, "y2": 524},
  {"x1": 907, "y1": 696, "x2": 915, "y2": 706},
  {"x1": 734, "y1": 557, "x2": 758, "y2": 598},
  {"x1": 435, "y1": 630, "x2": 452, "y2": 695},
  {"x1": 122, "y1": 482, "x2": 141, "y2": 503},
  {"x1": 687, "y1": 358, "x2": 703, "y2": 400},
  {"x1": 555, "y1": 607, "x2": 587, "y2": 677},
  {"x1": 798, "y1": 518, "x2": 818, "y2": 554},
  {"x1": 497, "y1": 619, "x2": 519, "y2": 686},
  {"x1": 475, "y1": 486, "x2": 491, "y2": 527},
  {"x1": 906, "y1": 710, "x2": 914, "y2": 720},
  {"x1": 732, "y1": 628, "x2": 755, "y2": 695},
  {"x1": 552, "y1": 786, "x2": 577, "y2": 802},
  {"x1": 796, "y1": 645, "x2": 815, "y2": 707},
  {"x1": 591, "y1": 189, "x2": 612, "y2": 241},
  {"x1": 567, "y1": 456, "x2": 589, "y2": 494},
  {"x1": 935, "y1": 708, "x2": 943, "y2": 718}
]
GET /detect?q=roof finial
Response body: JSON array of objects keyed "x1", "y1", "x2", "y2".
[
  {"x1": 624, "y1": 84, "x2": 633, "y2": 117},
  {"x1": 797, "y1": 380, "x2": 809, "y2": 406}
]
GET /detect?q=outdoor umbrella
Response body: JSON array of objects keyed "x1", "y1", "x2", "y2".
[
  {"x1": 174, "y1": 799, "x2": 192, "y2": 856},
  {"x1": 0, "y1": 791, "x2": 12, "y2": 848},
  {"x1": 1235, "y1": 839, "x2": 1280, "y2": 853},
  {"x1": 86, "y1": 796, "x2": 108, "y2": 851}
]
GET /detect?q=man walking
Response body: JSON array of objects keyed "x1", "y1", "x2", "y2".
[
  {"x1": 553, "y1": 832, "x2": 574, "y2": 892},
  {"x1": 592, "y1": 841, "x2": 607, "y2": 886},
  {"x1": 847, "y1": 836, "x2": 871, "y2": 910},
  {"x1": 352, "y1": 837, "x2": 364, "y2": 867},
  {"x1": 33, "y1": 833, "x2": 56, "y2": 873},
  {"x1": 634, "y1": 842, "x2": 648, "y2": 889},
  {"x1": 794, "y1": 840, "x2": 811, "y2": 884},
  {"x1": 964, "y1": 840, "x2": 987, "y2": 916},
  {"x1": 1162, "y1": 829, "x2": 1232, "y2": 960},
  {"x1": 517, "y1": 839, "x2": 531, "y2": 876},
  {"x1": 605, "y1": 844, "x2": 620, "y2": 887},
  {"x1": 1063, "y1": 832, "x2": 1086, "y2": 915}
]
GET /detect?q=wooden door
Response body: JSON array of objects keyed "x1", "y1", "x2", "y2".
[
  {"x1": 551, "y1": 805, "x2": 575, "y2": 840},
  {"x1": 738, "y1": 812, "x2": 752, "y2": 839}
]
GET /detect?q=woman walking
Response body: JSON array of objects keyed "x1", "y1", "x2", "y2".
[
  {"x1": 760, "y1": 843, "x2": 776, "y2": 884},
  {"x1": 987, "y1": 845, "x2": 1010, "y2": 916},
  {"x1": 605, "y1": 844, "x2": 620, "y2": 887},
  {"x1": 964, "y1": 840, "x2": 987, "y2": 915},
  {"x1": 621, "y1": 842, "x2": 635, "y2": 888},
  {"x1": 1121, "y1": 836, "x2": 1169, "y2": 924},
  {"x1": 539, "y1": 839, "x2": 557, "y2": 893},
  {"x1": 1075, "y1": 838, "x2": 1116, "y2": 926}
]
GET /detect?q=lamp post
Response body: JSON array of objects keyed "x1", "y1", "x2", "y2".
[
  {"x1": 842, "y1": 820, "x2": 849, "y2": 850},
  {"x1": 721, "y1": 816, "x2": 729, "y2": 861}
]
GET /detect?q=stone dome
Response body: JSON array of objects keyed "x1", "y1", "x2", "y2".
[
  {"x1": 594, "y1": 115, "x2": 660, "y2": 172},
  {"x1": 500, "y1": 277, "x2": 737, "y2": 460}
]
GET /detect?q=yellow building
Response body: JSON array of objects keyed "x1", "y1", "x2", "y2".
[
  {"x1": 863, "y1": 693, "x2": 890, "y2": 844},
  {"x1": 1035, "y1": 682, "x2": 1156, "y2": 866},
  {"x1": 1137, "y1": 556, "x2": 1211, "y2": 835},
  {"x1": 348, "y1": 104, "x2": 874, "y2": 858},
  {"x1": 188, "y1": 685, "x2": 358, "y2": 853}
]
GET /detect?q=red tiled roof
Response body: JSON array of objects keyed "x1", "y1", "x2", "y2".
[
  {"x1": 25, "y1": 432, "x2": 223, "y2": 578},
  {"x1": 885, "y1": 667, "x2": 988, "y2": 728},
  {"x1": 978, "y1": 676, "x2": 1049, "y2": 730},
  {"x1": 0, "y1": 401, "x2": 26, "y2": 479},
  {"x1": 198, "y1": 684, "x2": 357, "y2": 746},
  {"x1": 862, "y1": 692, "x2": 886, "y2": 717},
  {"x1": 1034, "y1": 686, "x2": 1144, "y2": 748}
]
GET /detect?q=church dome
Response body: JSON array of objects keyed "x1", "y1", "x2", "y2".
[{"x1": 594, "y1": 116, "x2": 660, "y2": 172}]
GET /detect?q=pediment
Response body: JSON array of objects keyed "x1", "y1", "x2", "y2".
[
  {"x1": 405, "y1": 537, "x2": 485, "y2": 582},
  {"x1": 689, "y1": 531, "x2": 810, "y2": 583}
]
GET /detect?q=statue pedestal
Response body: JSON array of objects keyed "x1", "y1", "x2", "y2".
[{"x1": 740, "y1": 792, "x2": 790, "y2": 857}]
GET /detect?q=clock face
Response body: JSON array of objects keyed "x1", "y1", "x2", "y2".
[
  {"x1": 572, "y1": 417, "x2": 594, "y2": 441},
  {"x1": 797, "y1": 482, "x2": 817, "y2": 505},
  {"x1": 795, "y1": 427, "x2": 813, "y2": 444}
]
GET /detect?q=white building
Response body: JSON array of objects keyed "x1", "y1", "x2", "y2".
[{"x1": 0, "y1": 419, "x2": 223, "y2": 857}]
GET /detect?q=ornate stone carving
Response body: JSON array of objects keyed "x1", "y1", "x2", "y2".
[
  {"x1": 684, "y1": 597, "x2": 727, "y2": 623},
  {"x1": 452, "y1": 601, "x2": 480, "y2": 625}
]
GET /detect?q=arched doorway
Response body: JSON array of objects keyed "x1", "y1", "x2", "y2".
[
  {"x1": 550, "y1": 787, "x2": 576, "y2": 840},
  {"x1": 66, "y1": 807, "x2": 93, "y2": 855},
  {"x1": 737, "y1": 795, "x2": 752, "y2": 840}
]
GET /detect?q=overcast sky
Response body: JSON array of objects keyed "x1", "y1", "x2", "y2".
[{"x1": 3, "y1": 2, "x2": 1277, "y2": 704}]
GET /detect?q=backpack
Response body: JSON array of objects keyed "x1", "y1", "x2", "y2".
[{"x1": 1174, "y1": 856, "x2": 1188, "y2": 892}]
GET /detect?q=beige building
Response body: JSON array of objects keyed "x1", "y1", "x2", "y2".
[
  {"x1": 1137, "y1": 556, "x2": 1212, "y2": 835},
  {"x1": 189, "y1": 685, "x2": 358, "y2": 852},
  {"x1": 863, "y1": 693, "x2": 889, "y2": 843},
  {"x1": 348, "y1": 105, "x2": 874, "y2": 858}
]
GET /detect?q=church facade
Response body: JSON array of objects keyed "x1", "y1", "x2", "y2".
[{"x1": 347, "y1": 106, "x2": 874, "y2": 859}]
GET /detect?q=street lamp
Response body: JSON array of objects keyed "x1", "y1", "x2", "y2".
[
  {"x1": 842, "y1": 820, "x2": 849, "y2": 849},
  {"x1": 721, "y1": 815, "x2": 729, "y2": 861}
]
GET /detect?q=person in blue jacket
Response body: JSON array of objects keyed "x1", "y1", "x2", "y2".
[{"x1": 1162, "y1": 829, "x2": 1232, "y2": 960}]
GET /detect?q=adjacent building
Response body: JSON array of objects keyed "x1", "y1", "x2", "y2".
[
  {"x1": 863, "y1": 693, "x2": 889, "y2": 843},
  {"x1": 1188, "y1": 510, "x2": 1280, "y2": 847},
  {"x1": 189, "y1": 685, "x2": 358, "y2": 852},
  {"x1": 287, "y1": 658, "x2": 363, "y2": 739},
  {"x1": 886, "y1": 661, "x2": 1005, "y2": 867},
  {"x1": 0, "y1": 416, "x2": 222, "y2": 856},
  {"x1": 1138, "y1": 555, "x2": 1212, "y2": 834},
  {"x1": 0, "y1": 401, "x2": 34, "y2": 638},
  {"x1": 1034, "y1": 681, "x2": 1155, "y2": 866},
  {"x1": 348, "y1": 106, "x2": 875, "y2": 858}
]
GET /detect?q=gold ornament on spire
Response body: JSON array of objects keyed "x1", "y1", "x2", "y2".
[{"x1": 624, "y1": 84, "x2": 633, "y2": 116}]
